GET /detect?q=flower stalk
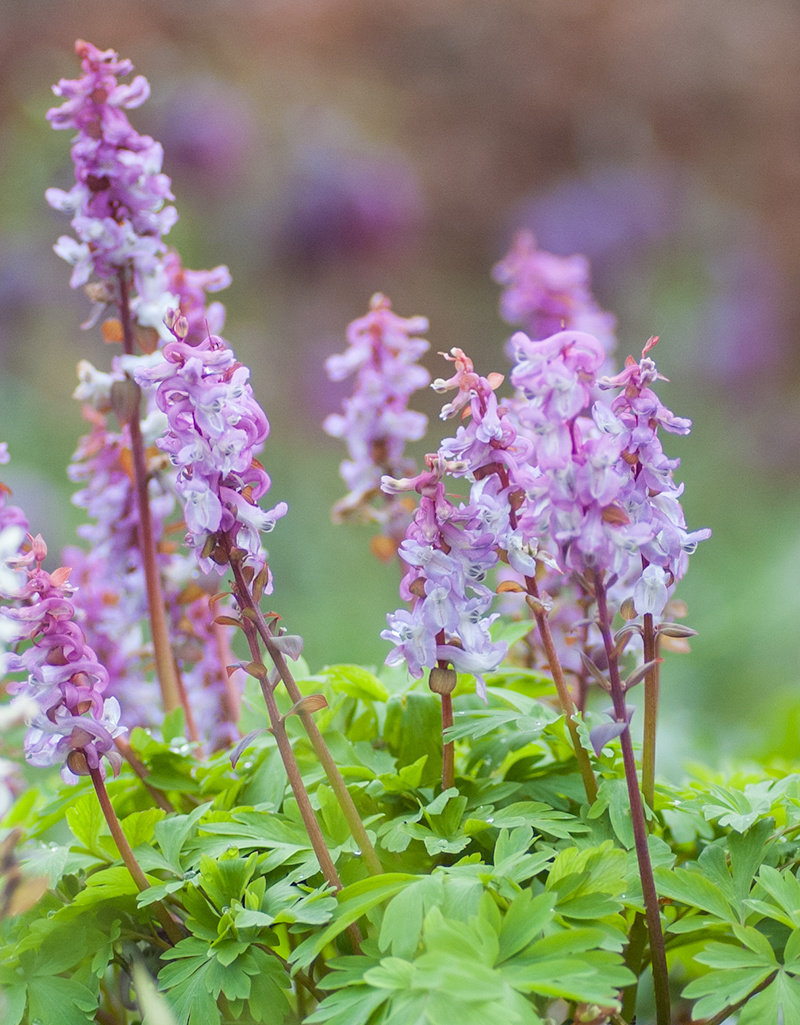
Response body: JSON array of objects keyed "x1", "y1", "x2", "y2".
[
  {"x1": 226, "y1": 543, "x2": 383, "y2": 876},
  {"x1": 641, "y1": 609, "x2": 660, "y2": 811},
  {"x1": 525, "y1": 575, "x2": 598, "y2": 803},
  {"x1": 594, "y1": 574, "x2": 670, "y2": 1025},
  {"x1": 116, "y1": 270, "x2": 185, "y2": 723},
  {"x1": 88, "y1": 762, "x2": 182, "y2": 945}
]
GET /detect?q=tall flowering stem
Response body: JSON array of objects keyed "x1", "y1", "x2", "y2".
[
  {"x1": 141, "y1": 310, "x2": 381, "y2": 875},
  {"x1": 225, "y1": 542, "x2": 383, "y2": 877},
  {"x1": 229, "y1": 574, "x2": 342, "y2": 894},
  {"x1": 596, "y1": 336, "x2": 710, "y2": 806},
  {"x1": 523, "y1": 575, "x2": 598, "y2": 803},
  {"x1": 641, "y1": 611, "x2": 660, "y2": 811},
  {"x1": 45, "y1": 40, "x2": 186, "y2": 719},
  {"x1": 0, "y1": 533, "x2": 181, "y2": 943},
  {"x1": 88, "y1": 763, "x2": 182, "y2": 945},
  {"x1": 118, "y1": 269, "x2": 184, "y2": 719},
  {"x1": 594, "y1": 573, "x2": 670, "y2": 1025}
]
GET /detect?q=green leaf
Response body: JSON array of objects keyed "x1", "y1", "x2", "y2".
[
  {"x1": 122, "y1": 807, "x2": 166, "y2": 849},
  {"x1": 323, "y1": 664, "x2": 389, "y2": 702},
  {"x1": 684, "y1": 966, "x2": 776, "y2": 1019},
  {"x1": 739, "y1": 972, "x2": 800, "y2": 1025},
  {"x1": 588, "y1": 778, "x2": 634, "y2": 849},
  {"x1": 162, "y1": 707, "x2": 187, "y2": 743},
  {"x1": 379, "y1": 875, "x2": 444, "y2": 959},
  {"x1": 752, "y1": 865, "x2": 800, "y2": 930},
  {"x1": 654, "y1": 865, "x2": 735, "y2": 923},
  {"x1": 701, "y1": 781, "x2": 773, "y2": 832},
  {"x1": 26, "y1": 975, "x2": 98, "y2": 1025},
  {"x1": 153, "y1": 803, "x2": 210, "y2": 874},
  {"x1": 497, "y1": 890, "x2": 555, "y2": 962},
  {"x1": 384, "y1": 692, "x2": 443, "y2": 785},
  {"x1": 66, "y1": 793, "x2": 109, "y2": 857},
  {"x1": 291, "y1": 874, "x2": 419, "y2": 969},
  {"x1": 304, "y1": 986, "x2": 388, "y2": 1025}
]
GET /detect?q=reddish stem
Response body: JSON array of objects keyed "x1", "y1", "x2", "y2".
[
  {"x1": 594, "y1": 574, "x2": 670, "y2": 1025},
  {"x1": 116, "y1": 270, "x2": 185, "y2": 724},
  {"x1": 89, "y1": 764, "x2": 182, "y2": 945}
]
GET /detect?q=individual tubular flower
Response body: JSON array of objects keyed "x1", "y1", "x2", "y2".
[
  {"x1": 1, "y1": 535, "x2": 124, "y2": 783},
  {"x1": 45, "y1": 40, "x2": 177, "y2": 293},
  {"x1": 135, "y1": 312, "x2": 287, "y2": 579},
  {"x1": 324, "y1": 293, "x2": 430, "y2": 553},
  {"x1": 493, "y1": 230, "x2": 617, "y2": 358}
]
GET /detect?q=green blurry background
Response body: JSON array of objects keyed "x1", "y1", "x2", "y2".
[{"x1": 1, "y1": 0, "x2": 799, "y2": 771}]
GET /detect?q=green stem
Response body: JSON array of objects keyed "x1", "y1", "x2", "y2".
[
  {"x1": 89, "y1": 765, "x2": 183, "y2": 945},
  {"x1": 641, "y1": 611, "x2": 660, "y2": 811},
  {"x1": 525, "y1": 575, "x2": 598, "y2": 804},
  {"x1": 116, "y1": 270, "x2": 187, "y2": 728},
  {"x1": 594, "y1": 574, "x2": 670, "y2": 1025},
  {"x1": 228, "y1": 547, "x2": 383, "y2": 876}
]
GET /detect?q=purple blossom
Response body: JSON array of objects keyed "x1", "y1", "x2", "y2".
[
  {"x1": 381, "y1": 456, "x2": 506, "y2": 698},
  {"x1": 324, "y1": 294, "x2": 430, "y2": 546},
  {"x1": 1, "y1": 535, "x2": 124, "y2": 783},
  {"x1": 493, "y1": 230, "x2": 617, "y2": 358},
  {"x1": 596, "y1": 337, "x2": 711, "y2": 607},
  {"x1": 135, "y1": 313, "x2": 287, "y2": 579},
  {"x1": 46, "y1": 40, "x2": 177, "y2": 291}
]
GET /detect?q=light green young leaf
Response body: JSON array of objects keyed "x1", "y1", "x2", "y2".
[
  {"x1": 654, "y1": 865, "x2": 736, "y2": 923},
  {"x1": 738, "y1": 972, "x2": 800, "y2": 1025},
  {"x1": 65, "y1": 793, "x2": 109, "y2": 858},
  {"x1": 322, "y1": 664, "x2": 389, "y2": 702},
  {"x1": 290, "y1": 874, "x2": 419, "y2": 969}
]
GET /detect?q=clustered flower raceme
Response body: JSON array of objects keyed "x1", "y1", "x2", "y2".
[
  {"x1": 509, "y1": 329, "x2": 653, "y2": 579},
  {"x1": 45, "y1": 38, "x2": 177, "y2": 328},
  {"x1": 493, "y1": 230, "x2": 617, "y2": 359},
  {"x1": 324, "y1": 294, "x2": 430, "y2": 554},
  {"x1": 0, "y1": 445, "x2": 28, "y2": 610},
  {"x1": 65, "y1": 258, "x2": 238, "y2": 735},
  {"x1": 595, "y1": 337, "x2": 712, "y2": 613},
  {"x1": 381, "y1": 328, "x2": 708, "y2": 723},
  {"x1": 381, "y1": 455, "x2": 506, "y2": 699},
  {"x1": 1, "y1": 535, "x2": 124, "y2": 784},
  {"x1": 135, "y1": 311, "x2": 287, "y2": 580}
]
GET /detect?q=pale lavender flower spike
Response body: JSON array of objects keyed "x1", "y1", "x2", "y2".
[
  {"x1": 2, "y1": 535, "x2": 125, "y2": 784},
  {"x1": 136, "y1": 312, "x2": 287, "y2": 582},
  {"x1": 493, "y1": 229, "x2": 616, "y2": 358},
  {"x1": 324, "y1": 293, "x2": 430, "y2": 556},
  {"x1": 381, "y1": 456, "x2": 506, "y2": 699},
  {"x1": 45, "y1": 40, "x2": 177, "y2": 292}
]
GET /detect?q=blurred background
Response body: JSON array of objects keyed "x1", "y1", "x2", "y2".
[{"x1": 1, "y1": 0, "x2": 799, "y2": 770}]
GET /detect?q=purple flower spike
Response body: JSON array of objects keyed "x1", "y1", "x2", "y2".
[
  {"x1": 493, "y1": 230, "x2": 617, "y2": 358},
  {"x1": 1, "y1": 535, "x2": 125, "y2": 784},
  {"x1": 136, "y1": 314, "x2": 287, "y2": 579},
  {"x1": 381, "y1": 456, "x2": 506, "y2": 699},
  {"x1": 46, "y1": 40, "x2": 177, "y2": 291},
  {"x1": 597, "y1": 337, "x2": 711, "y2": 602},
  {"x1": 324, "y1": 294, "x2": 430, "y2": 553}
]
